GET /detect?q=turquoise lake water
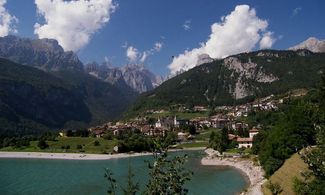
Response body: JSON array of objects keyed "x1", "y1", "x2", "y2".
[{"x1": 0, "y1": 151, "x2": 248, "y2": 195}]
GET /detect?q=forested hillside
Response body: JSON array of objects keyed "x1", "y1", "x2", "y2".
[
  {"x1": 127, "y1": 50, "x2": 325, "y2": 117},
  {"x1": 0, "y1": 58, "x2": 135, "y2": 136}
]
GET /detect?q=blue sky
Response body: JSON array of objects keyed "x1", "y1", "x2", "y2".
[{"x1": 3, "y1": 0, "x2": 325, "y2": 76}]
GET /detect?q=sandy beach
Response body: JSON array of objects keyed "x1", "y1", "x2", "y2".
[
  {"x1": 201, "y1": 149, "x2": 266, "y2": 195},
  {"x1": 0, "y1": 147, "x2": 205, "y2": 161}
]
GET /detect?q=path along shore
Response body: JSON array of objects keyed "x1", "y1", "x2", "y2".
[
  {"x1": 0, "y1": 151, "x2": 153, "y2": 160},
  {"x1": 201, "y1": 148, "x2": 266, "y2": 195},
  {"x1": 0, "y1": 147, "x2": 205, "y2": 161}
]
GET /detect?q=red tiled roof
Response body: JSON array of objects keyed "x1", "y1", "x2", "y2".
[
  {"x1": 249, "y1": 129, "x2": 259, "y2": 133},
  {"x1": 237, "y1": 137, "x2": 253, "y2": 142}
]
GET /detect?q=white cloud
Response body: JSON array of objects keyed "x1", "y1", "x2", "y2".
[
  {"x1": 126, "y1": 42, "x2": 163, "y2": 63},
  {"x1": 34, "y1": 0, "x2": 117, "y2": 51},
  {"x1": 0, "y1": 0, "x2": 18, "y2": 37},
  {"x1": 126, "y1": 46, "x2": 139, "y2": 62},
  {"x1": 183, "y1": 20, "x2": 191, "y2": 31},
  {"x1": 260, "y1": 32, "x2": 276, "y2": 49},
  {"x1": 292, "y1": 7, "x2": 302, "y2": 17},
  {"x1": 169, "y1": 48, "x2": 204, "y2": 74},
  {"x1": 154, "y1": 42, "x2": 163, "y2": 52},
  {"x1": 168, "y1": 5, "x2": 276, "y2": 75},
  {"x1": 140, "y1": 51, "x2": 148, "y2": 63}
]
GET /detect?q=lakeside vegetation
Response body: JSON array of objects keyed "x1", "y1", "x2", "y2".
[
  {"x1": 176, "y1": 141, "x2": 208, "y2": 148},
  {"x1": 0, "y1": 137, "x2": 118, "y2": 154},
  {"x1": 0, "y1": 127, "x2": 212, "y2": 154},
  {"x1": 251, "y1": 96, "x2": 317, "y2": 176},
  {"x1": 0, "y1": 116, "x2": 221, "y2": 154},
  {"x1": 251, "y1": 76, "x2": 325, "y2": 193}
]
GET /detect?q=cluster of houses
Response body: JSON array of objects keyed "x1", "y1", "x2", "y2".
[
  {"x1": 87, "y1": 116, "x2": 190, "y2": 140},
  {"x1": 214, "y1": 95, "x2": 280, "y2": 118},
  {"x1": 61, "y1": 94, "x2": 282, "y2": 149},
  {"x1": 85, "y1": 113, "x2": 260, "y2": 148}
]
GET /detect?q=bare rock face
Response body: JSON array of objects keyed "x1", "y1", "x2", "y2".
[
  {"x1": 289, "y1": 37, "x2": 325, "y2": 53},
  {"x1": 223, "y1": 57, "x2": 278, "y2": 99},
  {"x1": 257, "y1": 51, "x2": 279, "y2": 58},
  {"x1": 122, "y1": 64, "x2": 156, "y2": 93},
  {"x1": 0, "y1": 35, "x2": 83, "y2": 71},
  {"x1": 121, "y1": 64, "x2": 165, "y2": 93},
  {"x1": 85, "y1": 63, "x2": 164, "y2": 93},
  {"x1": 233, "y1": 78, "x2": 248, "y2": 99}
]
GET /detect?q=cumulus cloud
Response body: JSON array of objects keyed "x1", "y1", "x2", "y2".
[
  {"x1": 126, "y1": 42, "x2": 163, "y2": 63},
  {"x1": 126, "y1": 46, "x2": 139, "y2": 62},
  {"x1": 0, "y1": 0, "x2": 18, "y2": 37},
  {"x1": 34, "y1": 0, "x2": 117, "y2": 51},
  {"x1": 260, "y1": 32, "x2": 276, "y2": 49},
  {"x1": 168, "y1": 5, "x2": 276, "y2": 75},
  {"x1": 183, "y1": 20, "x2": 191, "y2": 31}
]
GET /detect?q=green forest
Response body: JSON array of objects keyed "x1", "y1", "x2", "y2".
[{"x1": 250, "y1": 76, "x2": 325, "y2": 193}]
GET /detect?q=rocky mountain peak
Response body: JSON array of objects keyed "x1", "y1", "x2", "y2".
[
  {"x1": 84, "y1": 62, "x2": 164, "y2": 93},
  {"x1": 289, "y1": 37, "x2": 325, "y2": 53},
  {"x1": 84, "y1": 62, "x2": 99, "y2": 72},
  {"x1": 122, "y1": 64, "x2": 145, "y2": 72},
  {"x1": 0, "y1": 35, "x2": 83, "y2": 71},
  {"x1": 0, "y1": 35, "x2": 164, "y2": 94}
]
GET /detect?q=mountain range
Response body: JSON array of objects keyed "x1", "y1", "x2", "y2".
[
  {"x1": 0, "y1": 35, "x2": 162, "y2": 94},
  {"x1": 0, "y1": 35, "x2": 83, "y2": 71},
  {"x1": 0, "y1": 57, "x2": 137, "y2": 136},
  {"x1": 0, "y1": 35, "x2": 324, "y2": 135},
  {"x1": 127, "y1": 49, "x2": 325, "y2": 117},
  {"x1": 0, "y1": 36, "x2": 142, "y2": 136},
  {"x1": 84, "y1": 62, "x2": 164, "y2": 93}
]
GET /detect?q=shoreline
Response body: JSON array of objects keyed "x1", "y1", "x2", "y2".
[
  {"x1": 1, "y1": 147, "x2": 264, "y2": 194},
  {"x1": 201, "y1": 148, "x2": 266, "y2": 195},
  {"x1": 0, "y1": 151, "x2": 153, "y2": 160},
  {"x1": 0, "y1": 147, "x2": 205, "y2": 161}
]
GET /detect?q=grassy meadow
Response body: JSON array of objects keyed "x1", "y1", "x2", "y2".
[
  {"x1": 0, "y1": 137, "x2": 118, "y2": 154},
  {"x1": 262, "y1": 152, "x2": 309, "y2": 195}
]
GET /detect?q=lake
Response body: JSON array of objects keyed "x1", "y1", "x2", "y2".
[{"x1": 0, "y1": 150, "x2": 248, "y2": 195}]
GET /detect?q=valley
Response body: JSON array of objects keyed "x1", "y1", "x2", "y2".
[{"x1": 0, "y1": 1, "x2": 324, "y2": 194}]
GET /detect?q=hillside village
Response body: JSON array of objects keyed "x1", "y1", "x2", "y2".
[{"x1": 66, "y1": 93, "x2": 290, "y2": 152}]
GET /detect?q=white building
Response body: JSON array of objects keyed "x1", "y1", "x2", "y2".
[
  {"x1": 237, "y1": 137, "x2": 253, "y2": 148},
  {"x1": 155, "y1": 117, "x2": 162, "y2": 128},
  {"x1": 249, "y1": 128, "x2": 259, "y2": 138}
]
